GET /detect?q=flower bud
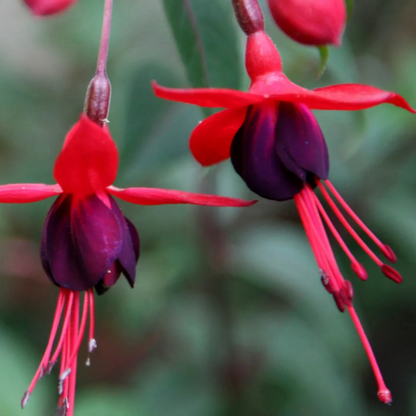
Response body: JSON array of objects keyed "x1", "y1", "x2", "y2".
[
  {"x1": 267, "y1": 0, "x2": 347, "y2": 46},
  {"x1": 23, "y1": 0, "x2": 77, "y2": 16}
]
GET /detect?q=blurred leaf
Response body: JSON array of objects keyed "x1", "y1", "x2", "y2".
[
  {"x1": 161, "y1": 0, "x2": 241, "y2": 90},
  {"x1": 121, "y1": 63, "x2": 181, "y2": 167},
  {"x1": 0, "y1": 327, "x2": 50, "y2": 415}
]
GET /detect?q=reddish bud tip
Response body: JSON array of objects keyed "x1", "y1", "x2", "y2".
[
  {"x1": 232, "y1": 0, "x2": 264, "y2": 36},
  {"x1": 378, "y1": 389, "x2": 392, "y2": 404},
  {"x1": 382, "y1": 245, "x2": 397, "y2": 263},
  {"x1": 23, "y1": 0, "x2": 77, "y2": 16},
  {"x1": 381, "y1": 265, "x2": 403, "y2": 284},
  {"x1": 21, "y1": 391, "x2": 30, "y2": 408},
  {"x1": 267, "y1": 0, "x2": 347, "y2": 47},
  {"x1": 351, "y1": 262, "x2": 368, "y2": 281}
]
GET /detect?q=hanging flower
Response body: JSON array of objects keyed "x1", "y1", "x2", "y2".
[
  {"x1": 267, "y1": 0, "x2": 347, "y2": 46},
  {"x1": 22, "y1": 0, "x2": 77, "y2": 16},
  {"x1": 14, "y1": 114, "x2": 254, "y2": 415},
  {"x1": 153, "y1": 12, "x2": 415, "y2": 402}
]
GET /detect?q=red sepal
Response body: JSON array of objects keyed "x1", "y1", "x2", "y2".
[
  {"x1": 108, "y1": 186, "x2": 256, "y2": 207},
  {"x1": 152, "y1": 82, "x2": 263, "y2": 109},
  {"x1": 54, "y1": 115, "x2": 119, "y2": 195},
  {"x1": 190, "y1": 108, "x2": 247, "y2": 166},
  {"x1": 0, "y1": 184, "x2": 62, "y2": 203},
  {"x1": 23, "y1": 0, "x2": 77, "y2": 16}
]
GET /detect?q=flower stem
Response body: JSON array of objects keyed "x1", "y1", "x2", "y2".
[
  {"x1": 96, "y1": 0, "x2": 113, "y2": 76},
  {"x1": 84, "y1": 0, "x2": 113, "y2": 126},
  {"x1": 231, "y1": 0, "x2": 264, "y2": 36}
]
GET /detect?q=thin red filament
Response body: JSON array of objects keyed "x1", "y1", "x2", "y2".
[
  {"x1": 22, "y1": 288, "x2": 96, "y2": 414},
  {"x1": 294, "y1": 184, "x2": 392, "y2": 403}
]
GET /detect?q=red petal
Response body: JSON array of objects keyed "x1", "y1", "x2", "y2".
[
  {"x1": 54, "y1": 115, "x2": 118, "y2": 195},
  {"x1": 23, "y1": 0, "x2": 77, "y2": 16},
  {"x1": 152, "y1": 82, "x2": 263, "y2": 109},
  {"x1": 0, "y1": 184, "x2": 62, "y2": 203},
  {"x1": 108, "y1": 186, "x2": 256, "y2": 207},
  {"x1": 190, "y1": 108, "x2": 247, "y2": 166}
]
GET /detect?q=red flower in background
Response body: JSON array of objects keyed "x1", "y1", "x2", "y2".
[
  {"x1": 153, "y1": 6, "x2": 416, "y2": 402},
  {"x1": 267, "y1": 0, "x2": 347, "y2": 46},
  {"x1": 23, "y1": 0, "x2": 77, "y2": 16},
  {"x1": 13, "y1": 115, "x2": 253, "y2": 415}
]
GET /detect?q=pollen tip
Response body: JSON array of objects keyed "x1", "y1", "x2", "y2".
[
  {"x1": 85, "y1": 357, "x2": 91, "y2": 367},
  {"x1": 21, "y1": 391, "x2": 30, "y2": 409},
  {"x1": 381, "y1": 264, "x2": 403, "y2": 284},
  {"x1": 378, "y1": 389, "x2": 392, "y2": 404},
  {"x1": 46, "y1": 360, "x2": 56, "y2": 375},
  {"x1": 39, "y1": 364, "x2": 45, "y2": 379},
  {"x1": 351, "y1": 262, "x2": 368, "y2": 281},
  {"x1": 382, "y1": 245, "x2": 397, "y2": 263},
  {"x1": 88, "y1": 338, "x2": 97, "y2": 353}
]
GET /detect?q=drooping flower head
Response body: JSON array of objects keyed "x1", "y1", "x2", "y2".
[
  {"x1": 153, "y1": 0, "x2": 416, "y2": 403},
  {"x1": 15, "y1": 1, "x2": 255, "y2": 415},
  {"x1": 17, "y1": 114, "x2": 253, "y2": 415},
  {"x1": 23, "y1": 0, "x2": 77, "y2": 16},
  {"x1": 267, "y1": 0, "x2": 347, "y2": 46}
]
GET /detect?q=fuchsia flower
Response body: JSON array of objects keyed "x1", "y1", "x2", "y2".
[
  {"x1": 23, "y1": 0, "x2": 77, "y2": 16},
  {"x1": 9, "y1": 114, "x2": 253, "y2": 415},
  {"x1": 153, "y1": 1, "x2": 416, "y2": 403},
  {"x1": 267, "y1": 0, "x2": 347, "y2": 46}
]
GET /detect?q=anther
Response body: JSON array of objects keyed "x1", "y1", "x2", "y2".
[
  {"x1": 46, "y1": 360, "x2": 56, "y2": 375},
  {"x1": 21, "y1": 391, "x2": 30, "y2": 409},
  {"x1": 378, "y1": 389, "x2": 392, "y2": 404},
  {"x1": 58, "y1": 369, "x2": 71, "y2": 395},
  {"x1": 381, "y1": 265, "x2": 403, "y2": 283},
  {"x1": 382, "y1": 245, "x2": 397, "y2": 263},
  {"x1": 333, "y1": 292, "x2": 345, "y2": 312},
  {"x1": 88, "y1": 338, "x2": 97, "y2": 354},
  {"x1": 350, "y1": 262, "x2": 368, "y2": 281},
  {"x1": 39, "y1": 364, "x2": 45, "y2": 380},
  {"x1": 342, "y1": 280, "x2": 354, "y2": 305}
]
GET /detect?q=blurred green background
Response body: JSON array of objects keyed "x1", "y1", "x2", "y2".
[{"x1": 0, "y1": 0, "x2": 416, "y2": 415}]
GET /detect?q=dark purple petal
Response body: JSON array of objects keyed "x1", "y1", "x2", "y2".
[
  {"x1": 95, "y1": 261, "x2": 123, "y2": 295},
  {"x1": 231, "y1": 102, "x2": 304, "y2": 201},
  {"x1": 275, "y1": 102, "x2": 329, "y2": 181},
  {"x1": 108, "y1": 198, "x2": 140, "y2": 288},
  {"x1": 41, "y1": 193, "x2": 123, "y2": 291}
]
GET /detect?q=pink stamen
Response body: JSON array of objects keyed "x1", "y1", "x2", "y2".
[
  {"x1": 316, "y1": 180, "x2": 384, "y2": 267},
  {"x1": 66, "y1": 292, "x2": 89, "y2": 373},
  {"x1": 22, "y1": 289, "x2": 66, "y2": 407},
  {"x1": 47, "y1": 292, "x2": 75, "y2": 374},
  {"x1": 294, "y1": 185, "x2": 392, "y2": 403},
  {"x1": 312, "y1": 191, "x2": 368, "y2": 281},
  {"x1": 22, "y1": 288, "x2": 97, "y2": 415},
  {"x1": 322, "y1": 180, "x2": 397, "y2": 263},
  {"x1": 347, "y1": 306, "x2": 392, "y2": 404}
]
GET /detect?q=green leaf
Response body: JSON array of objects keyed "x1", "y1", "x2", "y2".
[
  {"x1": 345, "y1": 0, "x2": 354, "y2": 20},
  {"x1": 317, "y1": 45, "x2": 330, "y2": 79},
  {"x1": 161, "y1": 0, "x2": 242, "y2": 90}
]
